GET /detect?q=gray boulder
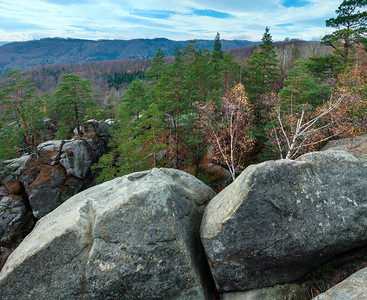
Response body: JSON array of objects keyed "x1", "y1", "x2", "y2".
[
  {"x1": 37, "y1": 140, "x2": 64, "y2": 165},
  {"x1": 60, "y1": 139, "x2": 95, "y2": 179},
  {"x1": 322, "y1": 134, "x2": 367, "y2": 161},
  {"x1": 0, "y1": 195, "x2": 30, "y2": 269},
  {"x1": 0, "y1": 168, "x2": 216, "y2": 299},
  {"x1": 201, "y1": 151, "x2": 367, "y2": 292},
  {"x1": 0, "y1": 196, "x2": 27, "y2": 243},
  {"x1": 0, "y1": 155, "x2": 31, "y2": 178},
  {"x1": 24, "y1": 164, "x2": 67, "y2": 218},
  {"x1": 221, "y1": 284, "x2": 307, "y2": 300},
  {"x1": 313, "y1": 267, "x2": 367, "y2": 300},
  {"x1": 73, "y1": 119, "x2": 112, "y2": 139}
]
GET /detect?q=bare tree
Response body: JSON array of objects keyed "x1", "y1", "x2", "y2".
[{"x1": 272, "y1": 94, "x2": 344, "y2": 159}]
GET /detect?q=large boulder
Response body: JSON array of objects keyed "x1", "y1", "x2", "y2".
[
  {"x1": 0, "y1": 196, "x2": 27, "y2": 243},
  {"x1": 322, "y1": 134, "x2": 367, "y2": 161},
  {"x1": 313, "y1": 267, "x2": 367, "y2": 299},
  {"x1": 0, "y1": 195, "x2": 33, "y2": 269},
  {"x1": 0, "y1": 168, "x2": 216, "y2": 299},
  {"x1": 24, "y1": 164, "x2": 67, "y2": 218},
  {"x1": 59, "y1": 139, "x2": 96, "y2": 179},
  {"x1": 201, "y1": 150, "x2": 367, "y2": 293},
  {"x1": 221, "y1": 284, "x2": 307, "y2": 300}
]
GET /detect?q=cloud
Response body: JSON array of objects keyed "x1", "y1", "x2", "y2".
[{"x1": 0, "y1": 0, "x2": 341, "y2": 42}]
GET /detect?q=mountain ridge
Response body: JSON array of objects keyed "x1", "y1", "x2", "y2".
[{"x1": 0, "y1": 37, "x2": 259, "y2": 74}]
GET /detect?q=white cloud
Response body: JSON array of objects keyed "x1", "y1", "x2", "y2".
[{"x1": 0, "y1": 0, "x2": 341, "y2": 42}]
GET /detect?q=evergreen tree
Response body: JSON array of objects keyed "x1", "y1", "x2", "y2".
[
  {"x1": 135, "y1": 103, "x2": 166, "y2": 167},
  {"x1": 93, "y1": 100, "x2": 166, "y2": 183},
  {"x1": 0, "y1": 70, "x2": 42, "y2": 156},
  {"x1": 322, "y1": 0, "x2": 367, "y2": 62},
  {"x1": 244, "y1": 27, "x2": 280, "y2": 124},
  {"x1": 93, "y1": 101, "x2": 146, "y2": 183},
  {"x1": 146, "y1": 48, "x2": 166, "y2": 81},
  {"x1": 213, "y1": 32, "x2": 224, "y2": 61},
  {"x1": 121, "y1": 78, "x2": 150, "y2": 120},
  {"x1": 307, "y1": 0, "x2": 367, "y2": 80},
  {"x1": 54, "y1": 73, "x2": 97, "y2": 138},
  {"x1": 0, "y1": 121, "x2": 23, "y2": 160},
  {"x1": 185, "y1": 47, "x2": 214, "y2": 175},
  {"x1": 280, "y1": 60, "x2": 332, "y2": 109},
  {"x1": 158, "y1": 46, "x2": 187, "y2": 168}
]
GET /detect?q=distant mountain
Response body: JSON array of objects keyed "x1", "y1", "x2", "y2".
[{"x1": 0, "y1": 37, "x2": 258, "y2": 74}]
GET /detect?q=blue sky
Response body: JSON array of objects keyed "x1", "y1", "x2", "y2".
[{"x1": 0, "y1": 0, "x2": 343, "y2": 42}]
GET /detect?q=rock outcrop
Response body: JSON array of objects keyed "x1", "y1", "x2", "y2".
[
  {"x1": 0, "y1": 168, "x2": 216, "y2": 299},
  {"x1": 201, "y1": 150, "x2": 367, "y2": 293},
  {"x1": 0, "y1": 119, "x2": 111, "y2": 268},
  {"x1": 221, "y1": 284, "x2": 307, "y2": 300},
  {"x1": 0, "y1": 196, "x2": 27, "y2": 243},
  {"x1": 313, "y1": 267, "x2": 367, "y2": 299},
  {"x1": 322, "y1": 133, "x2": 367, "y2": 161}
]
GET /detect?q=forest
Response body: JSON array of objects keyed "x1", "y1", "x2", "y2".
[
  {"x1": 0, "y1": 37, "x2": 257, "y2": 74},
  {"x1": 0, "y1": 0, "x2": 366, "y2": 187}
]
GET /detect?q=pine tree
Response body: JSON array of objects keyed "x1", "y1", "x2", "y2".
[
  {"x1": 135, "y1": 103, "x2": 166, "y2": 167},
  {"x1": 93, "y1": 101, "x2": 145, "y2": 183},
  {"x1": 121, "y1": 78, "x2": 150, "y2": 120},
  {"x1": 54, "y1": 73, "x2": 97, "y2": 138},
  {"x1": 280, "y1": 60, "x2": 332, "y2": 109},
  {"x1": 307, "y1": 0, "x2": 367, "y2": 79},
  {"x1": 158, "y1": 46, "x2": 187, "y2": 168},
  {"x1": 322, "y1": 0, "x2": 367, "y2": 62},
  {"x1": 213, "y1": 32, "x2": 224, "y2": 61},
  {"x1": 146, "y1": 48, "x2": 166, "y2": 81},
  {"x1": 244, "y1": 27, "x2": 280, "y2": 124},
  {"x1": 184, "y1": 47, "x2": 214, "y2": 176},
  {"x1": 0, "y1": 70, "x2": 42, "y2": 156}
]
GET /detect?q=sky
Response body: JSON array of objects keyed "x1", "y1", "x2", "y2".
[{"x1": 0, "y1": 0, "x2": 343, "y2": 43}]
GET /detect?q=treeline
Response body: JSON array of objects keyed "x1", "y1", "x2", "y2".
[
  {"x1": 26, "y1": 58, "x2": 153, "y2": 100},
  {"x1": 1, "y1": 0, "x2": 366, "y2": 187},
  {"x1": 0, "y1": 37, "x2": 258, "y2": 74}
]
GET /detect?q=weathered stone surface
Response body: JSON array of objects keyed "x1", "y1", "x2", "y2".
[
  {"x1": 0, "y1": 168, "x2": 216, "y2": 299},
  {"x1": 37, "y1": 140, "x2": 65, "y2": 165},
  {"x1": 0, "y1": 155, "x2": 31, "y2": 177},
  {"x1": 0, "y1": 247, "x2": 13, "y2": 270},
  {"x1": 4, "y1": 180, "x2": 22, "y2": 195},
  {"x1": 59, "y1": 176, "x2": 84, "y2": 201},
  {"x1": 0, "y1": 196, "x2": 27, "y2": 243},
  {"x1": 221, "y1": 284, "x2": 307, "y2": 300},
  {"x1": 201, "y1": 150, "x2": 367, "y2": 292},
  {"x1": 322, "y1": 134, "x2": 367, "y2": 161},
  {"x1": 313, "y1": 267, "x2": 367, "y2": 300},
  {"x1": 96, "y1": 120, "x2": 111, "y2": 137},
  {"x1": 60, "y1": 139, "x2": 95, "y2": 179},
  {"x1": 74, "y1": 119, "x2": 112, "y2": 138},
  {"x1": 25, "y1": 164, "x2": 67, "y2": 218}
]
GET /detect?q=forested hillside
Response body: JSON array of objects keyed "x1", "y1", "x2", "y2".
[
  {"x1": 0, "y1": 0, "x2": 366, "y2": 188},
  {"x1": 0, "y1": 40, "x2": 328, "y2": 104},
  {"x1": 0, "y1": 37, "x2": 257, "y2": 74}
]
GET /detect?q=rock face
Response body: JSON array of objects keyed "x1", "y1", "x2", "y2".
[
  {"x1": 0, "y1": 196, "x2": 27, "y2": 243},
  {"x1": 0, "y1": 120, "x2": 111, "y2": 268},
  {"x1": 0, "y1": 168, "x2": 216, "y2": 299},
  {"x1": 322, "y1": 134, "x2": 367, "y2": 161},
  {"x1": 221, "y1": 284, "x2": 307, "y2": 300},
  {"x1": 313, "y1": 267, "x2": 367, "y2": 300},
  {"x1": 201, "y1": 150, "x2": 367, "y2": 292},
  {"x1": 0, "y1": 120, "x2": 111, "y2": 220}
]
